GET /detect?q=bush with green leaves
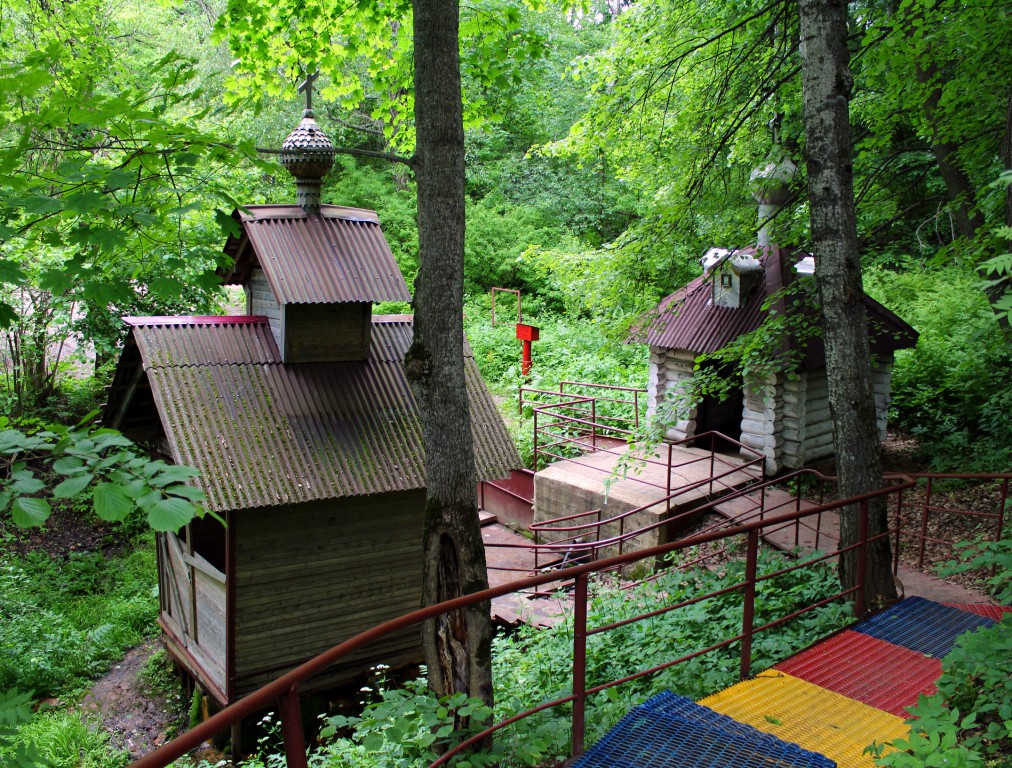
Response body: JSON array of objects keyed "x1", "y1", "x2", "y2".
[
  {"x1": 1, "y1": 708, "x2": 127, "y2": 768},
  {"x1": 0, "y1": 417, "x2": 208, "y2": 531},
  {"x1": 0, "y1": 540, "x2": 158, "y2": 697},
  {"x1": 315, "y1": 675, "x2": 499, "y2": 768},
  {"x1": 464, "y1": 294, "x2": 648, "y2": 396},
  {"x1": 940, "y1": 536, "x2": 1012, "y2": 605},
  {"x1": 863, "y1": 267, "x2": 1012, "y2": 471}
]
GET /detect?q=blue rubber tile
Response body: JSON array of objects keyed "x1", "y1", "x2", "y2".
[
  {"x1": 852, "y1": 596, "x2": 994, "y2": 658},
  {"x1": 573, "y1": 707, "x2": 835, "y2": 768},
  {"x1": 640, "y1": 690, "x2": 803, "y2": 753}
]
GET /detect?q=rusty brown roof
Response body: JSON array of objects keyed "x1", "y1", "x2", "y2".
[
  {"x1": 220, "y1": 205, "x2": 412, "y2": 305},
  {"x1": 642, "y1": 247, "x2": 917, "y2": 362},
  {"x1": 109, "y1": 315, "x2": 519, "y2": 512}
]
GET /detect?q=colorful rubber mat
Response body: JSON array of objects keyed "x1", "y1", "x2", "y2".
[{"x1": 573, "y1": 598, "x2": 1007, "y2": 768}]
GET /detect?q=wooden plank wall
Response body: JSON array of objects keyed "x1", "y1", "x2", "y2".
[
  {"x1": 232, "y1": 490, "x2": 425, "y2": 697},
  {"x1": 248, "y1": 268, "x2": 283, "y2": 351},
  {"x1": 157, "y1": 533, "x2": 228, "y2": 696},
  {"x1": 284, "y1": 302, "x2": 372, "y2": 362}
]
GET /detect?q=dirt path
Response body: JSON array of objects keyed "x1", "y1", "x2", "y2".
[
  {"x1": 78, "y1": 640, "x2": 183, "y2": 760},
  {"x1": 79, "y1": 639, "x2": 223, "y2": 763}
]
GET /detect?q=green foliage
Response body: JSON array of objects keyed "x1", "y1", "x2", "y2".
[
  {"x1": 863, "y1": 268, "x2": 1012, "y2": 471},
  {"x1": 465, "y1": 294, "x2": 648, "y2": 395},
  {"x1": 0, "y1": 0, "x2": 258, "y2": 319},
  {"x1": 0, "y1": 541, "x2": 158, "y2": 697},
  {"x1": 0, "y1": 417, "x2": 207, "y2": 531},
  {"x1": 940, "y1": 537, "x2": 1012, "y2": 610},
  {"x1": 464, "y1": 197, "x2": 581, "y2": 301},
  {"x1": 3, "y1": 709, "x2": 127, "y2": 768},
  {"x1": 0, "y1": 687, "x2": 41, "y2": 768},
  {"x1": 216, "y1": 0, "x2": 551, "y2": 152},
  {"x1": 870, "y1": 615, "x2": 1012, "y2": 767},
  {"x1": 548, "y1": 0, "x2": 804, "y2": 264},
  {"x1": 313, "y1": 674, "x2": 499, "y2": 768}
]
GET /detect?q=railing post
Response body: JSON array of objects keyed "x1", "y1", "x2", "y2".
[
  {"x1": 667, "y1": 445, "x2": 673, "y2": 499},
  {"x1": 591, "y1": 399, "x2": 597, "y2": 450},
  {"x1": 279, "y1": 685, "x2": 308, "y2": 768},
  {"x1": 709, "y1": 434, "x2": 715, "y2": 496},
  {"x1": 533, "y1": 408, "x2": 539, "y2": 470},
  {"x1": 739, "y1": 530, "x2": 759, "y2": 681},
  {"x1": 918, "y1": 477, "x2": 932, "y2": 569},
  {"x1": 994, "y1": 478, "x2": 1008, "y2": 579},
  {"x1": 571, "y1": 573, "x2": 589, "y2": 758},
  {"x1": 893, "y1": 485, "x2": 903, "y2": 576},
  {"x1": 856, "y1": 500, "x2": 869, "y2": 620}
]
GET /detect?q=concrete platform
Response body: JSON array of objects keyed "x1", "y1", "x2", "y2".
[{"x1": 533, "y1": 443, "x2": 761, "y2": 554}]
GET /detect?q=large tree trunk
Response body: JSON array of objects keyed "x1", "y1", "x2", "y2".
[
  {"x1": 798, "y1": 0, "x2": 896, "y2": 612},
  {"x1": 408, "y1": 0, "x2": 494, "y2": 723}
]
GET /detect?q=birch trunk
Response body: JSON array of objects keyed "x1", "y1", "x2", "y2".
[
  {"x1": 408, "y1": 0, "x2": 494, "y2": 719},
  {"x1": 798, "y1": 0, "x2": 896, "y2": 611}
]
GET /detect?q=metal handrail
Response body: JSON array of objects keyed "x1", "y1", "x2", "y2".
[{"x1": 130, "y1": 480, "x2": 915, "y2": 768}]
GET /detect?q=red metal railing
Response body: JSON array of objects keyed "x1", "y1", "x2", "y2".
[
  {"x1": 130, "y1": 480, "x2": 916, "y2": 768},
  {"x1": 520, "y1": 383, "x2": 646, "y2": 463},
  {"x1": 482, "y1": 470, "x2": 1009, "y2": 600}
]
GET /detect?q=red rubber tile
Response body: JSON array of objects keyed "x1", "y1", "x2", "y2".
[
  {"x1": 946, "y1": 603, "x2": 1011, "y2": 621},
  {"x1": 774, "y1": 630, "x2": 940, "y2": 717}
]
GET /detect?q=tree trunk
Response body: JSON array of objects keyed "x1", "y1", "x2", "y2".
[
  {"x1": 798, "y1": 0, "x2": 896, "y2": 612},
  {"x1": 916, "y1": 64, "x2": 985, "y2": 240},
  {"x1": 408, "y1": 0, "x2": 494, "y2": 725},
  {"x1": 1004, "y1": 86, "x2": 1012, "y2": 247}
]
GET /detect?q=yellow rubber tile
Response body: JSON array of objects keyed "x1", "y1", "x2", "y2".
[{"x1": 699, "y1": 670, "x2": 907, "y2": 768}]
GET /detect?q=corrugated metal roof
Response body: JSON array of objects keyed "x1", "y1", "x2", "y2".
[
  {"x1": 119, "y1": 315, "x2": 519, "y2": 512},
  {"x1": 644, "y1": 247, "x2": 917, "y2": 360},
  {"x1": 220, "y1": 205, "x2": 412, "y2": 305},
  {"x1": 646, "y1": 277, "x2": 767, "y2": 353}
]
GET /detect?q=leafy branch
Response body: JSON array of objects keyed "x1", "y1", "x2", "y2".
[{"x1": 0, "y1": 414, "x2": 208, "y2": 532}]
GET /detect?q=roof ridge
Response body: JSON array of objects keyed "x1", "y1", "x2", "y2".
[{"x1": 124, "y1": 315, "x2": 268, "y2": 327}]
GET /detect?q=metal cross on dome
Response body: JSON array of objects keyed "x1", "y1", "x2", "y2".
[{"x1": 298, "y1": 70, "x2": 319, "y2": 113}]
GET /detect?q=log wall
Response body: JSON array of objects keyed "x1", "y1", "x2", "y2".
[
  {"x1": 647, "y1": 348, "x2": 897, "y2": 474},
  {"x1": 647, "y1": 347, "x2": 698, "y2": 442}
]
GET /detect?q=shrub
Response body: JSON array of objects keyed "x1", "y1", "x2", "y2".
[
  {"x1": 0, "y1": 542, "x2": 158, "y2": 697},
  {"x1": 863, "y1": 267, "x2": 1012, "y2": 471},
  {"x1": 4, "y1": 709, "x2": 127, "y2": 768}
]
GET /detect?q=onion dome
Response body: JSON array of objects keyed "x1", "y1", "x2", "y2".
[
  {"x1": 749, "y1": 152, "x2": 798, "y2": 207},
  {"x1": 279, "y1": 109, "x2": 336, "y2": 211}
]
